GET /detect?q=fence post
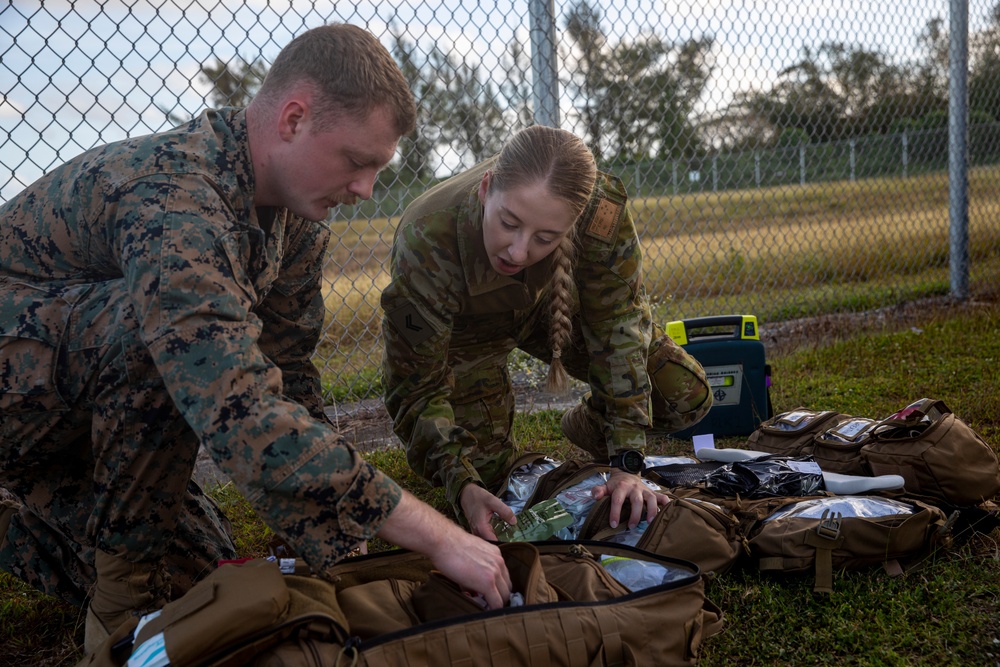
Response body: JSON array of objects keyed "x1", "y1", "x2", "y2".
[
  {"x1": 799, "y1": 145, "x2": 805, "y2": 185},
  {"x1": 529, "y1": 0, "x2": 559, "y2": 128},
  {"x1": 949, "y1": 0, "x2": 970, "y2": 300},
  {"x1": 849, "y1": 138, "x2": 856, "y2": 182},
  {"x1": 901, "y1": 130, "x2": 908, "y2": 178}
]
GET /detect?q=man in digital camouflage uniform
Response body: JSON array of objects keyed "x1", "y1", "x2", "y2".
[
  {"x1": 381, "y1": 158, "x2": 713, "y2": 537},
  {"x1": 0, "y1": 23, "x2": 510, "y2": 653}
]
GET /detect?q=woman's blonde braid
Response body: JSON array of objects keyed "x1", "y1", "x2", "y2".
[{"x1": 545, "y1": 233, "x2": 577, "y2": 394}]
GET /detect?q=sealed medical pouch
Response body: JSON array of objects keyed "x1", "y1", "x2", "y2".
[
  {"x1": 746, "y1": 495, "x2": 951, "y2": 593},
  {"x1": 860, "y1": 398, "x2": 1000, "y2": 506},
  {"x1": 80, "y1": 541, "x2": 723, "y2": 667},
  {"x1": 809, "y1": 416, "x2": 878, "y2": 475},
  {"x1": 745, "y1": 408, "x2": 845, "y2": 457},
  {"x1": 588, "y1": 493, "x2": 745, "y2": 577}
]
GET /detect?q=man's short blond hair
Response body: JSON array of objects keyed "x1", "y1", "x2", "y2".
[{"x1": 255, "y1": 23, "x2": 416, "y2": 136}]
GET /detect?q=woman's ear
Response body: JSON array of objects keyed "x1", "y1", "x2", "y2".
[{"x1": 477, "y1": 170, "x2": 491, "y2": 204}]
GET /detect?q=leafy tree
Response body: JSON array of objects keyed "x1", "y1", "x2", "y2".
[
  {"x1": 390, "y1": 31, "x2": 442, "y2": 184},
  {"x1": 440, "y1": 56, "x2": 506, "y2": 164},
  {"x1": 969, "y1": 2, "x2": 1000, "y2": 122},
  {"x1": 725, "y1": 39, "x2": 949, "y2": 149},
  {"x1": 162, "y1": 55, "x2": 267, "y2": 126},
  {"x1": 199, "y1": 55, "x2": 268, "y2": 108},
  {"x1": 391, "y1": 34, "x2": 506, "y2": 174},
  {"x1": 563, "y1": 0, "x2": 609, "y2": 161},
  {"x1": 500, "y1": 35, "x2": 534, "y2": 131},
  {"x1": 562, "y1": 0, "x2": 712, "y2": 163},
  {"x1": 914, "y1": 17, "x2": 950, "y2": 103}
]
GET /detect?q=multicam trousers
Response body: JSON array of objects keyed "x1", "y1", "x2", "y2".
[
  {"x1": 448, "y1": 308, "x2": 711, "y2": 495},
  {"x1": 0, "y1": 280, "x2": 236, "y2": 607}
]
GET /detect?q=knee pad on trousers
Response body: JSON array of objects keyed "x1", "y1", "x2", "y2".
[{"x1": 648, "y1": 335, "x2": 712, "y2": 432}]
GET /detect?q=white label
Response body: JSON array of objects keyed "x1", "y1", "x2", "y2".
[
  {"x1": 787, "y1": 460, "x2": 823, "y2": 475},
  {"x1": 832, "y1": 418, "x2": 873, "y2": 440}
]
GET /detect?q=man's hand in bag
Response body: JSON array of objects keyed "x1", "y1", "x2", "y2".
[{"x1": 376, "y1": 489, "x2": 513, "y2": 610}]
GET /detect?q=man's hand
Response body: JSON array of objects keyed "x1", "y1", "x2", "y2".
[
  {"x1": 459, "y1": 482, "x2": 517, "y2": 541},
  {"x1": 591, "y1": 469, "x2": 670, "y2": 529},
  {"x1": 376, "y1": 490, "x2": 512, "y2": 609}
]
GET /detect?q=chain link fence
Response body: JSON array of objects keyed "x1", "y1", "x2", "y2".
[{"x1": 3, "y1": 0, "x2": 999, "y2": 400}]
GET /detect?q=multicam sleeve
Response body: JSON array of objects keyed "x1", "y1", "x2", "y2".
[
  {"x1": 574, "y1": 173, "x2": 655, "y2": 455},
  {"x1": 111, "y1": 174, "x2": 401, "y2": 576},
  {"x1": 380, "y1": 220, "x2": 485, "y2": 507}
]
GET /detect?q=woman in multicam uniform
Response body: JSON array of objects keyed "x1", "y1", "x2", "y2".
[{"x1": 381, "y1": 125, "x2": 712, "y2": 540}]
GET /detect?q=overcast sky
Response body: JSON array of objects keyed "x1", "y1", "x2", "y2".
[{"x1": 0, "y1": 0, "x2": 979, "y2": 201}]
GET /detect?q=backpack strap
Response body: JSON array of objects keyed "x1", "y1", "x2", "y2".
[
  {"x1": 757, "y1": 509, "x2": 846, "y2": 594},
  {"x1": 801, "y1": 510, "x2": 845, "y2": 594}
]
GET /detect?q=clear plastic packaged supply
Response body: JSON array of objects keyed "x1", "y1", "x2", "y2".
[
  {"x1": 764, "y1": 495, "x2": 916, "y2": 522},
  {"x1": 600, "y1": 555, "x2": 690, "y2": 591}
]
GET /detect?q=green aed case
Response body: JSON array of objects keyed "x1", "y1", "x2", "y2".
[{"x1": 666, "y1": 315, "x2": 771, "y2": 439}]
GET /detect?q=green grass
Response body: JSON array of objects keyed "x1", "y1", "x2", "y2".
[
  {"x1": 0, "y1": 582, "x2": 83, "y2": 667},
  {"x1": 327, "y1": 296, "x2": 1000, "y2": 666},
  {"x1": 331, "y1": 296, "x2": 999, "y2": 665},
  {"x1": 2, "y1": 293, "x2": 999, "y2": 667}
]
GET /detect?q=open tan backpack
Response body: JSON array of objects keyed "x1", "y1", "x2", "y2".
[{"x1": 79, "y1": 540, "x2": 723, "y2": 667}]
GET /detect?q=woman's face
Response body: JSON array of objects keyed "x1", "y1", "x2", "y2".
[{"x1": 478, "y1": 171, "x2": 577, "y2": 276}]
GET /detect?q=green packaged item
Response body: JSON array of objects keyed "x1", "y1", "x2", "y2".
[{"x1": 492, "y1": 498, "x2": 574, "y2": 542}]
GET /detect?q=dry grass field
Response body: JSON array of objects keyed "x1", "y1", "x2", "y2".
[{"x1": 313, "y1": 166, "x2": 1000, "y2": 389}]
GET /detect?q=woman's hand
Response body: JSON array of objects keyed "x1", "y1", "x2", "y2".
[
  {"x1": 459, "y1": 483, "x2": 518, "y2": 541},
  {"x1": 592, "y1": 469, "x2": 670, "y2": 529}
]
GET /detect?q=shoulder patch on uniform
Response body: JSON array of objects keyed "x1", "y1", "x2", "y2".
[
  {"x1": 585, "y1": 197, "x2": 624, "y2": 243},
  {"x1": 387, "y1": 302, "x2": 435, "y2": 349}
]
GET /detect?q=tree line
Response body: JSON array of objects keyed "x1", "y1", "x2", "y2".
[{"x1": 175, "y1": 0, "x2": 1000, "y2": 190}]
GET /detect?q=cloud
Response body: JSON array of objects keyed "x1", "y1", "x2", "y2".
[{"x1": 0, "y1": 96, "x2": 25, "y2": 119}]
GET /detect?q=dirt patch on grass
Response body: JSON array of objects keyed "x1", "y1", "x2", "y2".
[{"x1": 324, "y1": 288, "x2": 1000, "y2": 457}]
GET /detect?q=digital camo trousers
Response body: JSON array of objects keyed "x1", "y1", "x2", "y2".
[{"x1": 0, "y1": 280, "x2": 236, "y2": 607}]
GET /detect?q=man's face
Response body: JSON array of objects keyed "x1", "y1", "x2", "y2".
[
  {"x1": 477, "y1": 172, "x2": 577, "y2": 276},
  {"x1": 276, "y1": 104, "x2": 400, "y2": 222}
]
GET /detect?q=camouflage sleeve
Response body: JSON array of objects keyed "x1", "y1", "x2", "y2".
[
  {"x1": 255, "y1": 214, "x2": 330, "y2": 423},
  {"x1": 380, "y1": 219, "x2": 485, "y2": 507},
  {"x1": 110, "y1": 174, "x2": 401, "y2": 575},
  {"x1": 575, "y1": 173, "x2": 654, "y2": 454}
]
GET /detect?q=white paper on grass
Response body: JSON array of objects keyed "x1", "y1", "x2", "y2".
[{"x1": 692, "y1": 433, "x2": 716, "y2": 450}]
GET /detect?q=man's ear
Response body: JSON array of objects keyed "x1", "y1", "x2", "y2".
[{"x1": 277, "y1": 98, "x2": 308, "y2": 142}]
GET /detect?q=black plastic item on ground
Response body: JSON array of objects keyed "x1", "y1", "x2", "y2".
[
  {"x1": 701, "y1": 455, "x2": 825, "y2": 498},
  {"x1": 646, "y1": 462, "x2": 728, "y2": 488}
]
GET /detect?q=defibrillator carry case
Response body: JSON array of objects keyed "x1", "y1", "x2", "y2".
[
  {"x1": 80, "y1": 541, "x2": 723, "y2": 667},
  {"x1": 666, "y1": 315, "x2": 772, "y2": 438}
]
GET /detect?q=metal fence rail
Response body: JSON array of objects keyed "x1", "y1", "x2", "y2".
[{"x1": 3, "y1": 0, "x2": 999, "y2": 398}]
